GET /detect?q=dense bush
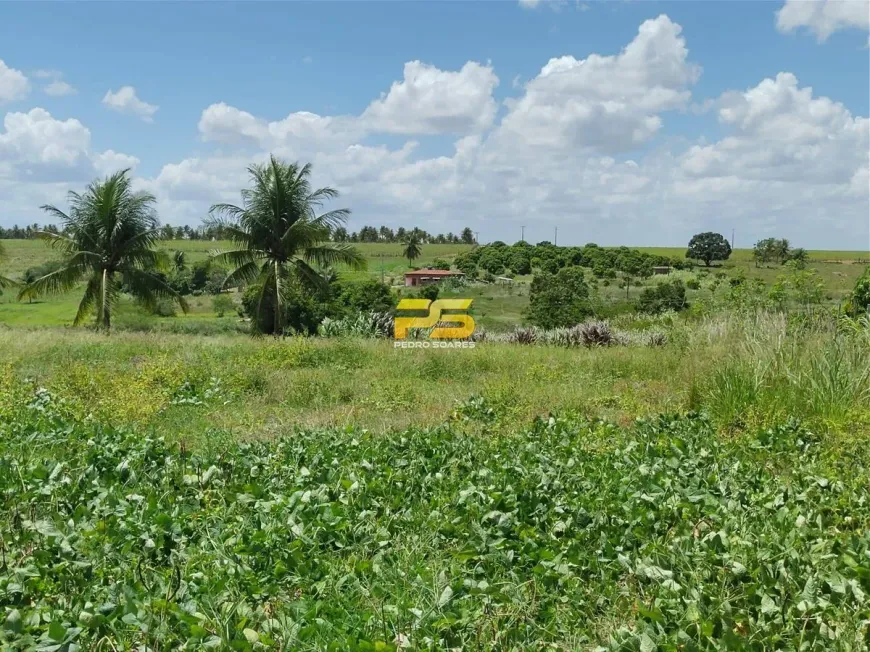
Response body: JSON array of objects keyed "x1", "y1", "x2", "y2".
[
  {"x1": 477, "y1": 248, "x2": 505, "y2": 275},
  {"x1": 452, "y1": 252, "x2": 478, "y2": 278},
  {"x1": 637, "y1": 279, "x2": 689, "y2": 314},
  {"x1": 240, "y1": 281, "x2": 330, "y2": 335},
  {"x1": 22, "y1": 260, "x2": 65, "y2": 285},
  {"x1": 417, "y1": 284, "x2": 440, "y2": 302},
  {"x1": 335, "y1": 278, "x2": 394, "y2": 315},
  {"x1": 527, "y1": 266, "x2": 592, "y2": 329},
  {"x1": 151, "y1": 298, "x2": 177, "y2": 317},
  {"x1": 508, "y1": 252, "x2": 531, "y2": 275},
  {"x1": 211, "y1": 294, "x2": 235, "y2": 317},
  {"x1": 851, "y1": 266, "x2": 870, "y2": 314}
]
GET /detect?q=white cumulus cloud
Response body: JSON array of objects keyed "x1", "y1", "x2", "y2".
[
  {"x1": 0, "y1": 108, "x2": 138, "y2": 185},
  {"x1": 497, "y1": 15, "x2": 701, "y2": 153},
  {"x1": 776, "y1": 0, "x2": 870, "y2": 41},
  {"x1": 0, "y1": 59, "x2": 30, "y2": 105},
  {"x1": 362, "y1": 60, "x2": 499, "y2": 135},
  {"x1": 102, "y1": 86, "x2": 159, "y2": 122}
]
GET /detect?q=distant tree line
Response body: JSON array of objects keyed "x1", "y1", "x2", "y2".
[
  {"x1": 332, "y1": 226, "x2": 476, "y2": 245},
  {"x1": 0, "y1": 224, "x2": 61, "y2": 239},
  {"x1": 453, "y1": 241, "x2": 690, "y2": 281},
  {"x1": 0, "y1": 222, "x2": 479, "y2": 245}
]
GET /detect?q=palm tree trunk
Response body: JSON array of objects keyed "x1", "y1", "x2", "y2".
[
  {"x1": 273, "y1": 261, "x2": 281, "y2": 336},
  {"x1": 100, "y1": 268, "x2": 111, "y2": 331}
]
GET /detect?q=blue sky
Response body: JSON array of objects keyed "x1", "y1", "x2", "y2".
[{"x1": 0, "y1": 0, "x2": 868, "y2": 248}]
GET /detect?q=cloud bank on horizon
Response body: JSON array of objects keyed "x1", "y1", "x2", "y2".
[{"x1": 0, "y1": 0, "x2": 868, "y2": 249}]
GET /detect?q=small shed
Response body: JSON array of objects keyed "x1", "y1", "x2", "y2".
[
  {"x1": 652, "y1": 266, "x2": 672, "y2": 275},
  {"x1": 404, "y1": 269, "x2": 465, "y2": 287}
]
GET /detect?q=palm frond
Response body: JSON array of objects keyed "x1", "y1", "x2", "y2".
[
  {"x1": 121, "y1": 268, "x2": 190, "y2": 315},
  {"x1": 17, "y1": 260, "x2": 89, "y2": 301},
  {"x1": 303, "y1": 244, "x2": 367, "y2": 271},
  {"x1": 210, "y1": 248, "x2": 266, "y2": 269},
  {"x1": 73, "y1": 276, "x2": 101, "y2": 326},
  {"x1": 309, "y1": 208, "x2": 351, "y2": 232},
  {"x1": 222, "y1": 260, "x2": 263, "y2": 289}
]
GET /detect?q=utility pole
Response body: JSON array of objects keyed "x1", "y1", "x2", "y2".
[
  {"x1": 474, "y1": 231, "x2": 480, "y2": 245},
  {"x1": 521, "y1": 225, "x2": 526, "y2": 242},
  {"x1": 731, "y1": 229, "x2": 735, "y2": 249},
  {"x1": 554, "y1": 226, "x2": 558, "y2": 246}
]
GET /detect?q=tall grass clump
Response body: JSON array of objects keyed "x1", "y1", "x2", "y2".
[{"x1": 704, "y1": 311, "x2": 870, "y2": 431}]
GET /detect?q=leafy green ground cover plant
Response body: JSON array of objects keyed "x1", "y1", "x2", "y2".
[{"x1": 1, "y1": 387, "x2": 868, "y2": 650}]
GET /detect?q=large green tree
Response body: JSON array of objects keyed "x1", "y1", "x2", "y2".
[
  {"x1": 208, "y1": 155, "x2": 365, "y2": 335},
  {"x1": 18, "y1": 170, "x2": 188, "y2": 330},
  {"x1": 687, "y1": 232, "x2": 732, "y2": 267}
]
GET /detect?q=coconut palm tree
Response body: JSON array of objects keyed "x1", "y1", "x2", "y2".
[
  {"x1": 18, "y1": 169, "x2": 188, "y2": 330},
  {"x1": 207, "y1": 155, "x2": 366, "y2": 335},
  {"x1": 0, "y1": 242, "x2": 17, "y2": 291},
  {"x1": 402, "y1": 234, "x2": 422, "y2": 267}
]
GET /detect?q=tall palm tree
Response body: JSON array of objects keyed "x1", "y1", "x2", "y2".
[
  {"x1": 402, "y1": 234, "x2": 422, "y2": 267},
  {"x1": 18, "y1": 170, "x2": 188, "y2": 330},
  {"x1": 0, "y1": 242, "x2": 17, "y2": 291},
  {"x1": 207, "y1": 155, "x2": 366, "y2": 335}
]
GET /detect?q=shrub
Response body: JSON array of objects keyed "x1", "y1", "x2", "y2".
[
  {"x1": 430, "y1": 258, "x2": 451, "y2": 270},
  {"x1": 23, "y1": 260, "x2": 64, "y2": 285},
  {"x1": 336, "y1": 278, "x2": 394, "y2": 314},
  {"x1": 203, "y1": 269, "x2": 229, "y2": 295},
  {"x1": 851, "y1": 266, "x2": 870, "y2": 315},
  {"x1": 418, "y1": 284, "x2": 440, "y2": 302},
  {"x1": 540, "y1": 258, "x2": 560, "y2": 275},
  {"x1": 319, "y1": 311, "x2": 394, "y2": 338},
  {"x1": 575, "y1": 320, "x2": 614, "y2": 347},
  {"x1": 212, "y1": 294, "x2": 235, "y2": 317},
  {"x1": 152, "y1": 298, "x2": 177, "y2": 318},
  {"x1": 637, "y1": 280, "x2": 688, "y2": 314},
  {"x1": 527, "y1": 266, "x2": 592, "y2": 329},
  {"x1": 478, "y1": 248, "x2": 505, "y2": 275},
  {"x1": 506, "y1": 326, "x2": 541, "y2": 344},
  {"x1": 686, "y1": 277, "x2": 701, "y2": 290},
  {"x1": 241, "y1": 281, "x2": 330, "y2": 335},
  {"x1": 453, "y1": 253, "x2": 478, "y2": 277}
]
